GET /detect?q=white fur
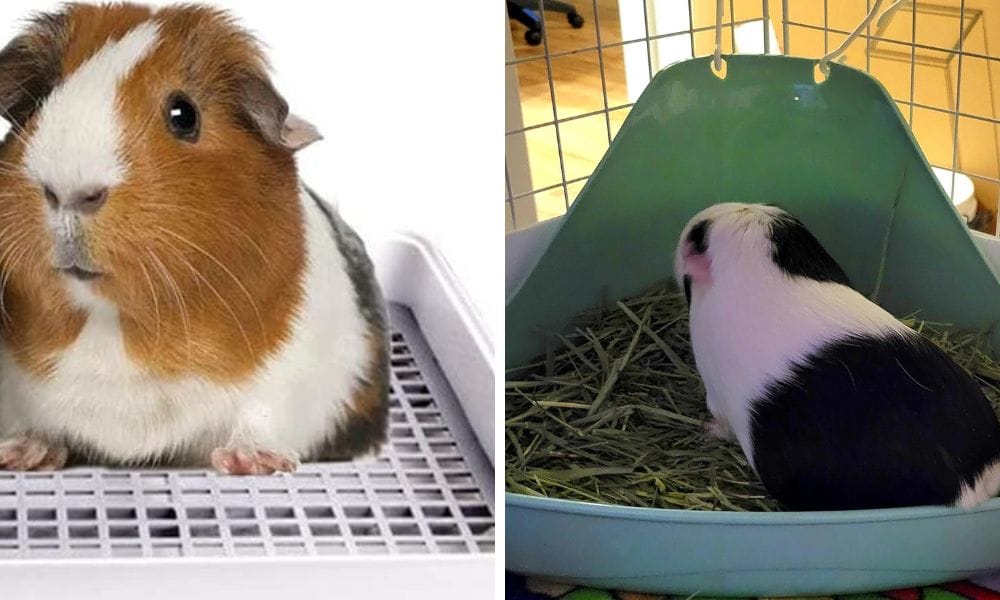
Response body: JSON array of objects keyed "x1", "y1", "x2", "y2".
[
  {"x1": 677, "y1": 203, "x2": 910, "y2": 467},
  {"x1": 956, "y1": 460, "x2": 1000, "y2": 509},
  {"x1": 23, "y1": 21, "x2": 160, "y2": 208},
  {"x1": 0, "y1": 188, "x2": 369, "y2": 464},
  {"x1": 64, "y1": 275, "x2": 109, "y2": 311}
]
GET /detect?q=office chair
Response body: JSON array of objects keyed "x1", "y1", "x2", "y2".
[{"x1": 507, "y1": 0, "x2": 584, "y2": 46}]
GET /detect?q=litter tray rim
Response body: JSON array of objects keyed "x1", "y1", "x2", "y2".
[
  {"x1": 0, "y1": 553, "x2": 495, "y2": 600},
  {"x1": 0, "y1": 553, "x2": 494, "y2": 567},
  {"x1": 506, "y1": 491, "x2": 1000, "y2": 524},
  {"x1": 369, "y1": 230, "x2": 495, "y2": 467}
]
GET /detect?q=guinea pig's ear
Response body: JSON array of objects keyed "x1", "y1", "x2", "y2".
[
  {"x1": 682, "y1": 243, "x2": 712, "y2": 283},
  {"x1": 281, "y1": 112, "x2": 322, "y2": 151},
  {"x1": 237, "y1": 72, "x2": 321, "y2": 152},
  {"x1": 0, "y1": 13, "x2": 66, "y2": 127}
]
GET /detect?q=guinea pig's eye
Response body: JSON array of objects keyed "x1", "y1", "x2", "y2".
[{"x1": 165, "y1": 92, "x2": 199, "y2": 141}]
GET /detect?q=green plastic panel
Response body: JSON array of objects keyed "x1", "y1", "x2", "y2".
[{"x1": 506, "y1": 55, "x2": 1000, "y2": 367}]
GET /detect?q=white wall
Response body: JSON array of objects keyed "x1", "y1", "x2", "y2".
[
  {"x1": 619, "y1": 1, "x2": 695, "y2": 103},
  {"x1": 0, "y1": 1, "x2": 499, "y2": 342}
]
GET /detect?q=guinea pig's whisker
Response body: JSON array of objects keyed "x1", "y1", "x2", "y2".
[
  {"x1": 0, "y1": 232, "x2": 34, "y2": 324},
  {"x1": 140, "y1": 156, "x2": 191, "y2": 174},
  {"x1": 108, "y1": 240, "x2": 165, "y2": 349},
  {"x1": 0, "y1": 166, "x2": 27, "y2": 178},
  {"x1": 0, "y1": 219, "x2": 17, "y2": 232},
  {"x1": 2, "y1": 176, "x2": 33, "y2": 186},
  {"x1": 132, "y1": 110, "x2": 160, "y2": 139},
  {"x1": 141, "y1": 203, "x2": 273, "y2": 273},
  {"x1": 0, "y1": 227, "x2": 40, "y2": 260},
  {"x1": 117, "y1": 114, "x2": 164, "y2": 164},
  {"x1": 0, "y1": 219, "x2": 31, "y2": 242},
  {"x1": 154, "y1": 226, "x2": 266, "y2": 336},
  {"x1": 156, "y1": 236, "x2": 256, "y2": 361},
  {"x1": 138, "y1": 159, "x2": 191, "y2": 179},
  {"x1": 134, "y1": 255, "x2": 163, "y2": 348},
  {"x1": 0, "y1": 122, "x2": 31, "y2": 149},
  {"x1": 0, "y1": 262, "x2": 17, "y2": 323},
  {"x1": 0, "y1": 71, "x2": 39, "y2": 105},
  {"x1": 4, "y1": 241, "x2": 34, "y2": 290},
  {"x1": 0, "y1": 230, "x2": 32, "y2": 272},
  {"x1": 146, "y1": 249, "x2": 193, "y2": 367},
  {"x1": 0, "y1": 115, "x2": 26, "y2": 144},
  {"x1": 0, "y1": 208, "x2": 40, "y2": 223},
  {"x1": 0, "y1": 155, "x2": 29, "y2": 167}
]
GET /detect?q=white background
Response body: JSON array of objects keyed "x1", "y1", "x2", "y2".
[{"x1": 0, "y1": 0, "x2": 500, "y2": 342}]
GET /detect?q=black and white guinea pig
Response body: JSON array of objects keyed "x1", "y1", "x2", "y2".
[{"x1": 675, "y1": 202, "x2": 1000, "y2": 510}]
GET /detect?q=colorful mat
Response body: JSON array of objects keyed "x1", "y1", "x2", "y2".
[{"x1": 506, "y1": 573, "x2": 1000, "y2": 600}]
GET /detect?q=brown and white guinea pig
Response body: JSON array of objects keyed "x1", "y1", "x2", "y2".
[
  {"x1": 675, "y1": 202, "x2": 1000, "y2": 510},
  {"x1": 0, "y1": 3, "x2": 389, "y2": 474}
]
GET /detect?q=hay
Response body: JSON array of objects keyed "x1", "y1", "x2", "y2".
[{"x1": 505, "y1": 287, "x2": 1000, "y2": 511}]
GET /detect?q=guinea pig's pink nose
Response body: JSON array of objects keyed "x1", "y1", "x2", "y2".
[{"x1": 43, "y1": 185, "x2": 108, "y2": 215}]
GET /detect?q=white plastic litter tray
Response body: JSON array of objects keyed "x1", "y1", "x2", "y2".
[{"x1": 0, "y1": 233, "x2": 495, "y2": 600}]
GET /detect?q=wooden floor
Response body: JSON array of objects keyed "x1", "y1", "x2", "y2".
[{"x1": 507, "y1": 0, "x2": 631, "y2": 223}]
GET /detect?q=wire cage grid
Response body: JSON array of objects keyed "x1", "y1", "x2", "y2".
[{"x1": 505, "y1": 0, "x2": 1000, "y2": 235}]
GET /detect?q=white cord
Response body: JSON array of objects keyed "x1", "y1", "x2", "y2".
[
  {"x1": 817, "y1": 0, "x2": 891, "y2": 76},
  {"x1": 713, "y1": 0, "x2": 724, "y2": 71},
  {"x1": 876, "y1": 0, "x2": 907, "y2": 30}
]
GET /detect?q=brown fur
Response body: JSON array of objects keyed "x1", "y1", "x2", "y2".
[{"x1": 0, "y1": 4, "x2": 306, "y2": 382}]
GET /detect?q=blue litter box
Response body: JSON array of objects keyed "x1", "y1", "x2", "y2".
[{"x1": 506, "y1": 218, "x2": 1000, "y2": 597}]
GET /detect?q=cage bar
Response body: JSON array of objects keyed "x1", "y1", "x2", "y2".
[{"x1": 506, "y1": 0, "x2": 999, "y2": 233}]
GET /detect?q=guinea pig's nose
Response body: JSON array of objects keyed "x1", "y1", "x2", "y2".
[{"x1": 43, "y1": 185, "x2": 109, "y2": 215}]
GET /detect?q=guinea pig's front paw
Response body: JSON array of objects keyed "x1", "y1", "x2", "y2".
[
  {"x1": 703, "y1": 418, "x2": 735, "y2": 441},
  {"x1": 210, "y1": 447, "x2": 298, "y2": 476},
  {"x1": 0, "y1": 435, "x2": 68, "y2": 471}
]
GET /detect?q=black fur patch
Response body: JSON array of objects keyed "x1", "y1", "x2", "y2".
[
  {"x1": 687, "y1": 219, "x2": 710, "y2": 254},
  {"x1": 768, "y1": 214, "x2": 850, "y2": 285},
  {"x1": 0, "y1": 12, "x2": 67, "y2": 127},
  {"x1": 322, "y1": 400, "x2": 388, "y2": 460},
  {"x1": 683, "y1": 275, "x2": 692, "y2": 304},
  {"x1": 750, "y1": 333, "x2": 1000, "y2": 510}
]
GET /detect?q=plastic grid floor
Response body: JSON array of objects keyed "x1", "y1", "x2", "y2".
[{"x1": 0, "y1": 304, "x2": 495, "y2": 559}]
